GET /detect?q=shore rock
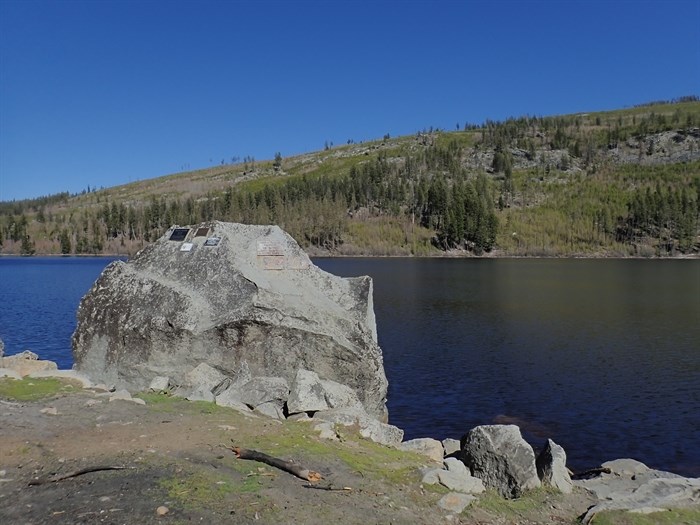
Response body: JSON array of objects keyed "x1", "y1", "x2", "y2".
[
  {"x1": 574, "y1": 458, "x2": 700, "y2": 523},
  {"x1": 287, "y1": 369, "x2": 362, "y2": 414},
  {"x1": 72, "y1": 221, "x2": 388, "y2": 421},
  {"x1": 0, "y1": 351, "x2": 58, "y2": 377},
  {"x1": 459, "y1": 424, "x2": 541, "y2": 498},
  {"x1": 442, "y1": 438, "x2": 461, "y2": 457},
  {"x1": 536, "y1": 439, "x2": 573, "y2": 493},
  {"x1": 438, "y1": 458, "x2": 486, "y2": 494},
  {"x1": 0, "y1": 336, "x2": 4, "y2": 357},
  {"x1": 314, "y1": 406, "x2": 403, "y2": 445},
  {"x1": 397, "y1": 438, "x2": 444, "y2": 463}
]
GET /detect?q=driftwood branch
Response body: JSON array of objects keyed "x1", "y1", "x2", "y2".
[
  {"x1": 28, "y1": 466, "x2": 131, "y2": 486},
  {"x1": 572, "y1": 466, "x2": 611, "y2": 480},
  {"x1": 303, "y1": 483, "x2": 352, "y2": 492},
  {"x1": 230, "y1": 446, "x2": 322, "y2": 483}
]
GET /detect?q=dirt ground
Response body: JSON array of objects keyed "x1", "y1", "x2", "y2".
[{"x1": 0, "y1": 381, "x2": 600, "y2": 525}]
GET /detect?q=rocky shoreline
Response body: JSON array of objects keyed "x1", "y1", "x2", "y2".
[{"x1": 1, "y1": 348, "x2": 698, "y2": 523}]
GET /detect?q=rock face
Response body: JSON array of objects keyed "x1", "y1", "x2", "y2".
[
  {"x1": 459, "y1": 424, "x2": 541, "y2": 498},
  {"x1": 72, "y1": 222, "x2": 388, "y2": 421}
]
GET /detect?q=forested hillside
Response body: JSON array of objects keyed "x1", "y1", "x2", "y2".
[{"x1": 1, "y1": 99, "x2": 699, "y2": 257}]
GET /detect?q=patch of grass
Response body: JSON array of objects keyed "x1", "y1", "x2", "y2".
[
  {"x1": 0, "y1": 377, "x2": 75, "y2": 401},
  {"x1": 160, "y1": 470, "x2": 235, "y2": 508},
  {"x1": 592, "y1": 507, "x2": 700, "y2": 525},
  {"x1": 471, "y1": 486, "x2": 563, "y2": 518},
  {"x1": 241, "y1": 421, "x2": 428, "y2": 485}
]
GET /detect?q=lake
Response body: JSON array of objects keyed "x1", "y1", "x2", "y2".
[{"x1": 1, "y1": 256, "x2": 698, "y2": 476}]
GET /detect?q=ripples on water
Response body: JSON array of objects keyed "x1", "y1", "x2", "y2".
[{"x1": 0, "y1": 256, "x2": 698, "y2": 477}]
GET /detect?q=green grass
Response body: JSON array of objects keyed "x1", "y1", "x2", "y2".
[
  {"x1": 592, "y1": 507, "x2": 700, "y2": 525},
  {"x1": 0, "y1": 377, "x2": 76, "y2": 401},
  {"x1": 159, "y1": 470, "x2": 237, "y2": 508},
  {"x1": 470, "y1": 486, "x2": 564, "y2": 518}
]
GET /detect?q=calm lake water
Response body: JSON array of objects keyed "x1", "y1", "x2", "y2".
[{"x1": 1, "y1": 256, "x2": 698, "y2": 476}]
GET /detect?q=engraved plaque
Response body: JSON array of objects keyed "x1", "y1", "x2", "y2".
[
  {"x1": 257, "y1": 240, "x2": 285, "y2": 256},
  {"x1": 180, "y1": 242, "x2": 194, "y2": 252},
  {"x1": 204, "y1": 236, "x2": 221, "y2": 247},
  {"x1": 169, "y1": 228, "x2": 190, "y2": 241},
  {"x1": 195, "y1": 227, "x2": 209, "y2": 237},
  {"x1": 261, "y1": 255, "x2": 285, "y2": 270}
]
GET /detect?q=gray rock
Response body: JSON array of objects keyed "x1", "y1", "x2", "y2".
[
  {"x1": 1, "y1": 351, "x2": 57, "y2": 377},
  {"x1": 438, "y1": 470, "x2": 485, "y2": 494},
  {"x1": 109, "y1": 389, "x2": 145, "y2": 404},
  {"x1": 313, "y1": 421, "x2": 339, "y2": 440},
  {"x1": 148, "y1": 376, "x2": 170, "y2": 392},
  {"x1": 72, "y1": 221, "x2": 388, "y2": 421},
  {"x1": 442, "y1": 438, "x2": 461, "y2": 456},
  {"x1": 0, "y1": 336, "x2": 4, "y2": 357},
  {"x1": 573, "y1": 459, "x2": 684, "y2": 501},
  {"x1": 536, "y1": 439, "x2": 573, "y2": 494},
  {"x1": 28, "y1": 369, "x2": 94, "y2": 388},
  {"x1": 602, "y1": 458, "x2": 651, "y2": 476},
  {"x1": 459, "y1": 424, "x2": 541, "y2": 498},
  {"x1": 254, "y1": 400, "x2": 285, "y2": 419},
  {"x1": 185, "y1": 386, "x2": 215, "y2": 403},
  {"x1": 0, "y1": 368, "x2": 22, "y2": 380},
  {"x1": 14, "y1": 350, "x2": 38, "y2": 360},
  {"x1": 184, "y1": 363, "x2": 228, "y2": 392},
  {"x1": 444, "y1": 457, "x2": 470, "y2": 476},
  {"x1": 580, "y1": 477, "x2": 700, "y2": 524},
  {"x1": 439, "y1": 458, "x2": 486, "y2": 494},
  {"x1": 214, "y1": 390, "x2": 254, "y2": 415},
  {"x1": 237, "y1": 376, "x2": 288, "y2": 412},
  {"x1": 437, "y1": 492, "x2": 476, "y2": 513},
  {"x1": 315, "y1": 406, "x2": 403, "y2": 445},
  {"x1": 287, "y1": 369, "x2": 363, "y2": 414},
  {"x1": 396, "y1": 438, "x2": 444, "y2": 463},
  {"x1": 420, "y1": 468, "x2": 441, "y2": 485}
]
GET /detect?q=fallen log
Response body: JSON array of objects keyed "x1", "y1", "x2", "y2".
[{"x1": 230, "y1": 446, "x2": 322, "y2": 483}]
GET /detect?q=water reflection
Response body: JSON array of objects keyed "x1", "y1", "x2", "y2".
[{"x1": 315, "y1": 258, "x2": 700, "y2": 476}]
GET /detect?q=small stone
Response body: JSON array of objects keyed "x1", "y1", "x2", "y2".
[
  {"x1": 397, "y1": 437, "x2": 444, "y2": 463},
  {"x1": 442, "y1": 438, "x2": 461, "y2": 456},
  {"x1": 420, "y1": 468, "x2": 441, "y2": 485},
  {"x1": 156, "y1": 505, "x2": 169, "y2": 516},
  {"x1": 40, "y1": 407, "x2": 58, "y2": 416},
  {"x1": 148, "y1": 376, "x2": 170, "y2": 392},
  {"x1": 437, "y1": 492, "x2": 476, "y2": 513}
]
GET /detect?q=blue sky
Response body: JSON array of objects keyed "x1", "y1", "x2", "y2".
[{"x1": 1, "y1": 0, "x2": 698, "y2": 201}]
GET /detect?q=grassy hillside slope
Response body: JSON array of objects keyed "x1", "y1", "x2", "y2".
[{"x1": 2, "y1": 99, "x2": 699, "y2": 257}]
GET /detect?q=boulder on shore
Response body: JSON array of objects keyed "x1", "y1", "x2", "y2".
[
  {"x1": 72, "y1": 221, "x2": 388, "y2": 421},
  {"x1": 459, "y1": 424, "x2": 541, "y2": 498},
  {"x1": 536, "y1": 438, "x2": 573, "y2": 493}
]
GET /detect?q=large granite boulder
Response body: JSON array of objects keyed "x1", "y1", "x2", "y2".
[
  {"x1": 459, "y1": 424, "x2": 541, "y2": 498},
  {"x1": 72, "y1": 221, "x2": 388, "y2": 421}
]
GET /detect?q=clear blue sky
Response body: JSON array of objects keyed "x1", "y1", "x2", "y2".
[{"x1": 1, "y1": 0, "x2": 698, "y2": 201}]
